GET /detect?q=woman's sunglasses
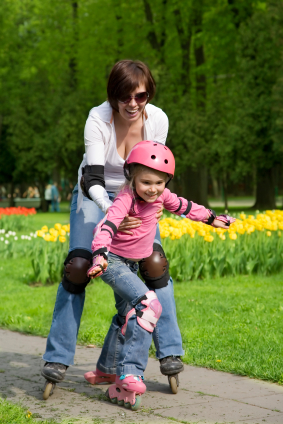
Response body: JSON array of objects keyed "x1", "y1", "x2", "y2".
[{"x1": 118, "y1": 92, "x2": 149, "y2": 104}]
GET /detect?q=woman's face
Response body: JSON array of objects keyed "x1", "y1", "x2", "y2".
[{"x1": 117, "y1": 83, "x2": 147, "y2": 122}]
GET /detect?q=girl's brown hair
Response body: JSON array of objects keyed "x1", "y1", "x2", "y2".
[{"x1": 107, "y1": 60, "x2": 156, "y2": 112}]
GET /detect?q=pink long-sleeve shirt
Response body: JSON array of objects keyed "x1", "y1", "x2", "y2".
[{"x1": 91, "y1": 187, "x2": 209, "y2": 260}]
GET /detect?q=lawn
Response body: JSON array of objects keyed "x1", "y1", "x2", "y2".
[
  {"x1": 0, "y1": 253, "x2": 283, "y2": 384},
  {"x1": 1, "y1": 210, "x2": 283, "y2": 423},
  {"x1": 1, "y1": 210, "x2": 283, "y2": 385}
]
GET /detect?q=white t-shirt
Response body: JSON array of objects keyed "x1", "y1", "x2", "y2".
[{"x1": 77, "y1": 101, "x2": 169, "y2": 213}]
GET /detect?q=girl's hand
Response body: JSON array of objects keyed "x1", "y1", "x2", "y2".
[
  {"x1": 118, "y1": 215, "x2": 142, "y2": 235},
  {"x1": 213, "y1": 216, "x2": 236, "y2": 229},
  {"x1": 87, "y1": 255, "x2": 108, "y2": 279}
]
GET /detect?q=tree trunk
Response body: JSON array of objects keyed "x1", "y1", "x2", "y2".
[
  {"x1": 8, "y1": 182, "x2": 14, "y2": 207},
  {"x1": 181, "y1": 167, "x2": 208, "y2": 205},
  {"x1": 253, "y1": 168, "x2": 275, "y2": 210}
]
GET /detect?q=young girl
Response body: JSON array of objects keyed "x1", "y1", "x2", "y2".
[{"x1": 87, "y1": 140, "x2": 235, "y2": 410}]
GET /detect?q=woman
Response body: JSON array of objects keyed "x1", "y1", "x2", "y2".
[{"x1": 42, "y1": 60, "x2": 184, "y2": 394}]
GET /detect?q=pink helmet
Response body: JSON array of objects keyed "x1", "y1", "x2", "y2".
[{"x1": 124, "y1": 140, "x2": 175, "y2": 182}]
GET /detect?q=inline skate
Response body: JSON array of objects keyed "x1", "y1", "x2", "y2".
[
  {"x1": 84, "y1": 368, "x2": 116, "y2": 385},
  {"x1": 160, "y1": 356, "x2": 184, "y2": 394},
  {"x1": 106, "y1": 374, "x2": 146, "y2": 411},
  {"x1": 41, "y1": 362, "x2": 68, "y2": 400}
]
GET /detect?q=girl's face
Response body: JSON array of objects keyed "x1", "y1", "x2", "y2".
[
  {"x1": 134, "y1": 169, "x2": 167, "y2": 203},
  {"x1": 117, "y1": 83, "x2": 147, "y2": 122}
]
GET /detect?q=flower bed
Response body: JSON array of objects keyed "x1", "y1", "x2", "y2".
[
  {"x1": 0, "y1": 223, "x2": 69, "y2": 284},
  {"x1": 0, "y1": 206, "x2": 36, "y2": 217},
  {"x1": 0, "y1": 206, "x2": 37, "y2": 232},
  {"x1": 160, "y1": 210, "x2": 283, "y2": 280}
]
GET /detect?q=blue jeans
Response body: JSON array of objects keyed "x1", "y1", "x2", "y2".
[
  {"x1": 43, "y1": 185, "x2": 184, "y2": 366},
  {"x1": 101, "y1": 253, "x2": 153, "y2": 376}
]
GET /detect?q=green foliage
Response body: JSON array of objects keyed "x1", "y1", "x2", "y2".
[
  {"x1": 163, "y1": 230, "x2": 283, "y2": 280},
  {"x1": 30, "y1": 238, "x2": 68, "y2": 284},
  {"x1": 0, "y1": 215, "x2": 35, "y2": 232},
  {"x1": 1, "y1": 1, "x2": 283, "y2": 202},
  {"x1": 0, "y1": 397, "x2": 58, "y2": 424}
]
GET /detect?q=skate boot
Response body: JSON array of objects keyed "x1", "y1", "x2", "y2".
[
  {"x1": 84, "y1": 368, "x2": 116, "y2": 385},
  {"x1": 106, "y1": 374, "x2": 146, "y2": 411},
  {"x1": 160, "y1": 356, "x2": 184, "y2": 394},
  {"x1": 41, "y1": 362, "x2": 68, "y2": 400}
]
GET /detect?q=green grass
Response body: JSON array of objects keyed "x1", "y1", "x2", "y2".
[
  {"x1": 0, "y1": 257, "x2": 115, "y2": 344},
  {"x1": 1, "y1": 252, "x2": 283, "y2": 384},
  {"x1": 175, "y1": 274, "x2": 283, "y2": 383},
  {"x1": 0, "y1": 398, "x2": 57, "y2": 424},
  {"x1": 27, "y1": 211, "x2": 70, "y2": 232},
  {"x1": 0, "y1": 397, "x2": 98, "y2": 423}
]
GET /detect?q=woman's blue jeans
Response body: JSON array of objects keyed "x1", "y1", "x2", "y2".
[{"x1": 43, "y1": 185, "x2": 184, "y2": 366}]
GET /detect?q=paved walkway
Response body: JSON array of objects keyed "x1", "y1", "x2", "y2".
[{"x1": 0, "y1": 328, "x2": 283, "y2": 424}]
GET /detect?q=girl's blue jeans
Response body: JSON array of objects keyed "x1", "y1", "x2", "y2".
[
  {"x1": 43, "y1": 185, "x2": 184, "y2": 367},
  {"x1": 100, "y1": 252, "x2": 154, "y2": 376}
]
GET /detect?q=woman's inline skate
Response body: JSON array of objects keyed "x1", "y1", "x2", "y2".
[
  {"x1": 106, "y1": 374, "x2": 146, "y2": 411},
  {"x1": 41, "y1": 362, "x2": 68, "y2": 400},
  {"x1": 160, "y1": 356, "x2": 184, "y2": 394}
]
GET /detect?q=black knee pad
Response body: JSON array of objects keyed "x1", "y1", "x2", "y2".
[
  {"x1": 62, "y1": 249, "x2": 92, "y2": 294},
  {"x1": 139, "y1": 243, "x2": 169, "y2": 289}
]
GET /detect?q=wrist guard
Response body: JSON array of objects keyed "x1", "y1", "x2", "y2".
[
  {"x1": 87, "y1": 254, "x2": 108, "y2": 278},
  {"x1": 203, "y1": 209, "x2": 217, "y2": 226}
]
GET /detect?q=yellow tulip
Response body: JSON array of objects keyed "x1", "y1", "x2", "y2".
[
  {"x1": 204, "y1": 234, "x2": 214, "y2": 242},
  {"x1": 41, "y1": 225, "x2": 48, "y2": 232},
  {"x1": 59, "y1": 236, "x2": 66, "y2": 243},
  {"x1": 54, "y1": 223, "x2": 62, "y2": 230},
  {"x1": 266, "y1": 231, "x2": 271, "y2": 237}
]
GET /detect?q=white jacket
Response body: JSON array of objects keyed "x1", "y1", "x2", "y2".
[{"x1": 77, "y1": 101, "x2": 169, "y2": 213}]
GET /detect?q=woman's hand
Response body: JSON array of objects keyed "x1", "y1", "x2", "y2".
[
  {"x1": 118, "y1": 215, "x2": 142, "y2": 235},
  {"x1": 117, "y1": 204, "x2": 164, "y2": 235},
  {"x1": 156, "y1": 204, "x2": 164, "y2": 222}
]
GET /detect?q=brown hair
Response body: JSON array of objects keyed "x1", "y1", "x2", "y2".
[{"x1": 107, "y1": 60, "x2": 156, "y2": 112}]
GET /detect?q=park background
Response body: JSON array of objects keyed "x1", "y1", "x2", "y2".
[
  {"x1": 1, "y1": 0, "x2": 283, "y2": 423},
  {"x1": 1, "y1": 0, "x2": 283, "y2": 209}
]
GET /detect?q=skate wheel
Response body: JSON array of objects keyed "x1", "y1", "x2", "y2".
[
  {"x1": 169, "y1": 376, "x2": 178, "y2": 394},
  {"x1": 117, "y1": 400, "x2": 124, "y2": 406},
  {"x1": 131, "y1": 395, "x2": 141, "y2": 411},
  {"x1": 110, "y1": 397, "x2": 117, "y2": 404},
  {"x1": 124, "y1": 402, "x2": 131, "y2": 409},
  {"x1": 43, "y1": 382, "x2": 54, "y2": 400}
]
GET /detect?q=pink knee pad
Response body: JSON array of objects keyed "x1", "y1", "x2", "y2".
[{"x1": 121, "y1": 291, "x2": 162, "y2": 335}]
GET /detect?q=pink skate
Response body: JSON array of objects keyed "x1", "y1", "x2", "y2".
[
  {"x1": 84, "y1": 368, "x2": 116, "y2": 385},
  {"x1": 107, "y1": 374, "x2": 146, "y2": 410}
]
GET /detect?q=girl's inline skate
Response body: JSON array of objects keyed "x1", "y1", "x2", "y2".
[
  {"x1": 84, "y1": 368, "x2": 116, "y2": 385},
  {"x1": 106, "y1": 374, "x2": 146, "y2": 411}
]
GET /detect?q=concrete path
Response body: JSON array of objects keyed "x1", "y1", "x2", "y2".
[{"x1": 0, "y1": 328, "x2": 283, "y2": 424}]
